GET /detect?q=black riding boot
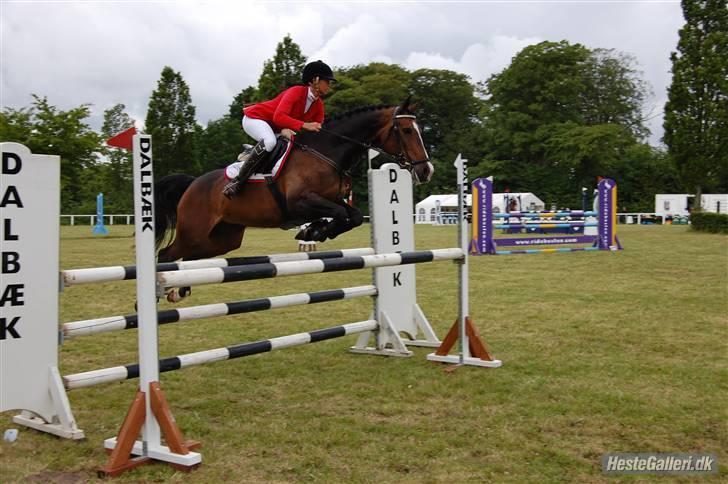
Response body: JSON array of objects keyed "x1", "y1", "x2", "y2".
[{"x1": 223, "y1": 140, "x2": 269, "y2": 198}]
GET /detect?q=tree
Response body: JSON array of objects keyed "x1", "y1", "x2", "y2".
[
  {"x1": 582, "y1": 48, "x2": 651, "y2": 139},
  {"x1": 408, "y1": 69, "x2": 483, "y2": 194},
  {"x1": 145, "y1": 66, "x2": 199, "y2": 177},
  {"x1": 663, "y1": 0, "x2": 728, "y2": 203},
  {"x1": 100, "y1": 104, "x2": 135, "y2": 212},
  {"x1": 229, "y1": 86, "x2": 259, "y2": 120},
  {"x1": 196, "y1": 116, "x2": 249, "y2": 173},
  {"x1": 609, "y1": 144, "x2": 680, "y2": 212},
  {"x1": 326, "y1": 63, "x2": 411, "y2": 115},
  {"x1": 0, "y1": 95, "x2": 101, "y2": 212},
  {"x1": 478, "y1": 40, "x2": 652, "y2": 204},
  {"x1": 257, "y1": 35, "x2": 307, "y2": 100},
  {"x1": 542, "y1": 123, "x2": 637, "y2": 203},
  {"x1": 195, "y1": 87, "x2": 259, "y2": 173}
]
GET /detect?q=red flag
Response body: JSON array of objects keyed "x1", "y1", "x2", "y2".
[{"x1": 106, "y1": 127, "x2": 137, "y2": 151}]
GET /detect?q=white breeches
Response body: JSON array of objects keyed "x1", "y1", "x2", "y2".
[{"x1": 242, "y1": 116, "x2": 277, "y2": 152}]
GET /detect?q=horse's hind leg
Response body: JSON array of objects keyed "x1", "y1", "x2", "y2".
[
  {"x1": 158, "y1": 237, "x2": 194, "y2": 302},
  {"x1": 163, "y1": 222, "x2": 246, "y2": 303},
  {"x1": 207, "y1": 221, "x2": 246, "y2": 258}
]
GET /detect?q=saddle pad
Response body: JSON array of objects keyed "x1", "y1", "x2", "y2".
[{"x1": 224, "y1": 139, "x2": 293, "y2": 183}]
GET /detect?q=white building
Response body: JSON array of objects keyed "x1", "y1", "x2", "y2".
[
  {"x1": 655, "y1": 194, "x2": 728, "y2": 217},
  {"x1": 415, "y1": 192, "x2": 545, "y2": 224}
]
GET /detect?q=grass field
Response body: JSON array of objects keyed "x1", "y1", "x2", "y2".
[{"x1": 1, "y1": 224, "x2": 726, "y2": 482}]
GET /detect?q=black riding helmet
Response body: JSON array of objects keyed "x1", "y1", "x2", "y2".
[{"x1": 302, "y1": 60, "x2": 336, "y2": 84}]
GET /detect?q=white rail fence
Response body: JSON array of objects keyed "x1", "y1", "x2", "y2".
[
  {"x1": 61, "y1": 214, "x2": 134, "y2": 225},
  {"x1": 61, "y1": 212, "x2": 677, "y2": 227}
]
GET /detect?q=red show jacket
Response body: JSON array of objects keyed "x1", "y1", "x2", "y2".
[{"x1": 243, "y1": 85, "x2": 324, "y2": 132}]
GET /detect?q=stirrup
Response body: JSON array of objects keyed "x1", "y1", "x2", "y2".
[{"x1": 222, "y1": 179, "x2": 241, "y2": 199}]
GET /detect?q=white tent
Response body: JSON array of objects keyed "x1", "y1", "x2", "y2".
[
  {"x1": 415, "y1": 194, "x2": 465, "y2": 224},
  {"x1": 415, "y1": 192, "x2": 545, "y2": 224},
  {"x1": 655, "y1": 194, "x2": 728, "y2": 217},
  {"x1": 490, "y1": 192, "x2": 546, "y2": 213}
]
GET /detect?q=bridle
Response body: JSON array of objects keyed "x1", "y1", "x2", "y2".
[
  {"x1": 386, "y1": 110, "x2": 430, "y2": 170},
  {"x1": 317, "y1": 108, "x2": 430, "y2": 174}
]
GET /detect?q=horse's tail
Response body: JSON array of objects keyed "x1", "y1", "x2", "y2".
[{"x1": 154, "y1": 173, "x2": 196, "y2": 250}]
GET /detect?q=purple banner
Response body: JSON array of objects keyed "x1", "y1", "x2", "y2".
[
  {"x1": 497, "y1": 235, "x2": 597, "y2": 247},
  {"x1": 597, "y1": 178, "x2": 619, "y2": 249},
  {"x1": 471, "y1": 178, "x2": 494, "y2": 254}
]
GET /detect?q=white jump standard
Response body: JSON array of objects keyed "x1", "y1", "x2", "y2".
[{"x1": 426, "y1": 155, "x2": 502, "y2": 368}]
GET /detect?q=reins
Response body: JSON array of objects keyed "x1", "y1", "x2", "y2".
[{"x1": 290, "y1": 108, "x2": 430, "y2": 195}]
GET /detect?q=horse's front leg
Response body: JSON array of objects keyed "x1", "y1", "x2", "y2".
[
  {"x1": 322, "y1": 201, "x2": 363, "y2": 240},
  {"x1": 289, "y1": 193, "x2": 354, "y2": 242}
]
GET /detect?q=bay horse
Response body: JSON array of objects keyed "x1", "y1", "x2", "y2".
[{"x1": 154, "y1": 99, "x2": 433, "y2": 300}]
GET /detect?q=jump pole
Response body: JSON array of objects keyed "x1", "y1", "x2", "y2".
[
  {"x1": 62, "y1": 285, "x2": 379, "y2": 339},
  {"x1": 63, "y1": 320, "x2": 379, "y2": 389},
  {"x1": 61, "y1": 248, "x2": 376, "y2": 286},
  {"x1": 426, "y1": 155, "x2": 502, "y2": 368}
]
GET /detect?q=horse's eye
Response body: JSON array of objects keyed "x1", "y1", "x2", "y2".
[{"x1": 403, "y1": 128, "x2": 413, "y2": 134}]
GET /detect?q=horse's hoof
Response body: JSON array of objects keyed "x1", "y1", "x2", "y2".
[
  {"x1": 179, "y1": 287, "x2": 192, "y2": 298},
  {"x1": 311, "y1": 229, "x2": 329, "y2": 242}
]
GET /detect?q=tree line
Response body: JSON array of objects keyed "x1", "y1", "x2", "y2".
[{"x1": 1, "y1": 0, "x2": 725, "y2": 215}]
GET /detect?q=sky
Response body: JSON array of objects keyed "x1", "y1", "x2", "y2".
[{"x1": 1, "y1": 1, "x2": 684, "y2": 145}]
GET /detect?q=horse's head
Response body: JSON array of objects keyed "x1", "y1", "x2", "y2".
[{"x1": 378, "y1": 99, "x2": 434, "y2": 185}]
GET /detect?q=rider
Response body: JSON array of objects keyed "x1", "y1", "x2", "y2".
[{"x1": 223, "y1": 60, "x2": 336, "y2": 198}]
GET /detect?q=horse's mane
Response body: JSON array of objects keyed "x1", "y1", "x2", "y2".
[
  {"x1": 322, "y1": 104, "x2": 394, "y2": 128},
  {"x1": 296, "y1": 101, "x2": 414, "y2": 146}
]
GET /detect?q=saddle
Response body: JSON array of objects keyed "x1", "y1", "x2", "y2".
[
  {"x1": 237, "y1": 136, "x2": 290, "y2": 174},
  {"x1": 227, "y1": 136, "x2": 293, "y2": 183}
]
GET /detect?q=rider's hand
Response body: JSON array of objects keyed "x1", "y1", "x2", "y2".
[{"x1": 302, "y1": 122, "x2": 322, "y2": 132}]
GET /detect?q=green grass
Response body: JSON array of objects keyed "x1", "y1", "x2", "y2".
[{"x1": 1, "y1": 224, "x2": 726, "y2": 482}]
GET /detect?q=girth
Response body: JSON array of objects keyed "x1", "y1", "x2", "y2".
[{"x1": 264, "y1": 175, "x2": 288, "y2": 221}]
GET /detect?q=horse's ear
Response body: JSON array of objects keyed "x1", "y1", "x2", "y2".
[{"x1": 400, "y1": 95, "x2": 412, "y2": 113}]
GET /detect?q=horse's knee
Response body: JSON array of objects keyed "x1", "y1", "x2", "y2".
[
  {"x1": 158, "y1": 245, "x2": 178, "y2": 263},
  {"x1": 349, "y1": 210, "x2": 363, "y2": 227}
]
